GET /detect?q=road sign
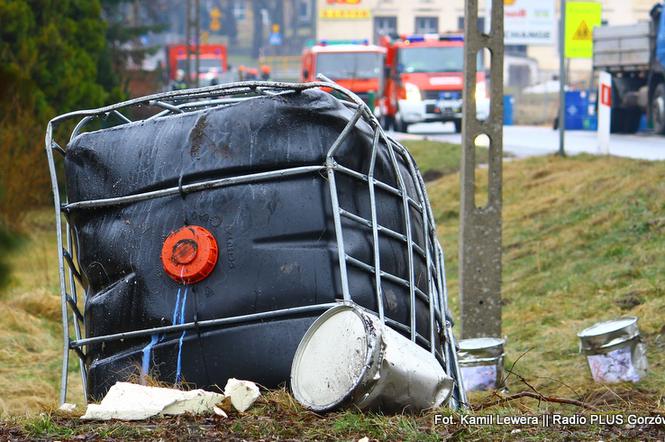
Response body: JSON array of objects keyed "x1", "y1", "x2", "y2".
[
  {"x1": 565, "y1": 2, "x2": 602, "y2": 59},
  {"x1": 598, "y1": 71, "x2": 612, "y2": 154},
  {"x1": 503, "y1": 0, "x2": 555, "y2": 45},
  {"x1": 269, "y1": 32, "x2": 282, "y2": 46},
  {"x1": 210, "y1": 7, "x2": 222, "y2": 32}
]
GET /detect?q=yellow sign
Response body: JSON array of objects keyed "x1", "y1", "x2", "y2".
[
  {"x1": 210, "y1": 7, "x2": 222, "y2": 32},
  {"x1": 565, "y1": 2, "x2": 602, "y2": 59},
  {"x1": 320, "y1": 8, "x2": 371, "y2": 20}
]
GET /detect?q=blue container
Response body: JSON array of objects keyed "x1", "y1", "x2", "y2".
[
  {"x1": 503, "y1": 95, "x2": 514, "y2": 126},
  {"x1": 564, "y1": 91, "x2": 585, "y2": 130},
  {"x1": 565, "y1": 91, "x2": 597, "y2": 131}
]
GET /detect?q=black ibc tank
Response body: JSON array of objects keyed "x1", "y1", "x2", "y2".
[{"x1": 66, "y1": 89, "x2": 436, "y2": 399}]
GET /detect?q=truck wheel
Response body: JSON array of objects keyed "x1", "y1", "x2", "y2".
[
  {"x1": 652, "y1": 84, "x2": 665, "y2": 135},
  {"x1": 453, "y1": 119, "x2": 462, "y2": 133},
  {"x1": 624, "y1": 108, "x2": 642, "y2": 134},
  {"x1": 612, "y1": 108, "x2": 641, "y2": 134}
]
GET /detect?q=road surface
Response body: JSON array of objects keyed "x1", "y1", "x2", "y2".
[{"x1": 395, "y1": 123, "x2": 665, "y2": 161}]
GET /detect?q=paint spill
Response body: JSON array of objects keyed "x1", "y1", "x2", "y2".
[
  {"x1": 141, "y1": 334, "x2": 160, "y2": 383},
  {"x1": 141, "y1": 287, "x2": 186, "y2": 382},
  {"x1": 172, "y1": 287, "x2": 182, "y2": 324},
  {"x1": 176, "y1": 286, "x2": 189, "y2": 383}
]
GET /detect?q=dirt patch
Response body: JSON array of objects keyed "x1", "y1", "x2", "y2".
[{"x1": 615, "y1": 291, "x2": 644, "y2": 311}]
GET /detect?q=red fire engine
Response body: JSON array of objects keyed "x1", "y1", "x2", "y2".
[
  {"x1": 301, "y1": 39, "x2": 386, "y2": 108},
  {"x1": 379, "y1": 33, "x2": 489, "y2": 132},
  {"x1": 165, "y1": 44, "x2": 228, "y2": 86}
]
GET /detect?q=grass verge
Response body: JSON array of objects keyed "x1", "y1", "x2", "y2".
[{"x1": 0, "y1": 141, "x2": 663, "y2": 440}]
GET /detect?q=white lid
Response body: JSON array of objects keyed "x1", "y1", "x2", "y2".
[
  {"x1": 291, "y1": 307, "x2": 370, "y2": 410},
  {"x1": 577, "y1": 317, "x2": 637, "y2": 338},
  {"x1": 458, "y1": 337, "x2": 505, "y2": 351}
]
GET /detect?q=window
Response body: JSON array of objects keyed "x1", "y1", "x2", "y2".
[
  {"x1": 505, "y1": 45, "x2": 527, "y2": 56},
  {"x1": 398, "y1": 46, "x2": 464, "y2": 73},
  {"x1": 232, "y1": 0, "x2": 246, "y2": 20},
  {"x1": 374, "y1": 16, "x2": 397, "y2": 43},
  {"x1": 415, "y1": 16, "x2": 438, "y2": 34},
  {"x1": 298, "y1": 0, "x2": 312, "y2": 23},
  {"x1": 457, "y1": 16, "x2": 485, "y2": 32},
  {"x1": 315, "y1": 52, "x2": 383, "y2": 80}
]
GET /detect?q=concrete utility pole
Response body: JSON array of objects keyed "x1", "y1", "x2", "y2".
[
  {"x1": 186, "y1": 0, "x2": 192, "y2": 87},
  {"x1": 185, "y1": 0, "x2": 201, "y2": 88},
  {"x1": 459, "y1": 0, "x2": 504, "y2": 339},
  {"x1": 559, "y1": 0, "x2": 567, "y2": 156},
  {"x1": 194, "y1": 0, "x2": 201, "y2": 88}
]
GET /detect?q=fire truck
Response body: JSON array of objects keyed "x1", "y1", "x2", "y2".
[
  {"x1": 301, "y1": 40, "x2": 386, "y2": 108},
  {"x1": 165, "y1": 44, "x2": 229, "y2": 86},
  {"x1": 379, "y1": 33, "x2": 490, "y2": 133}
]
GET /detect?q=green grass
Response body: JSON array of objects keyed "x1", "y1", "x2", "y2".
[
  {"x1": 1, "y1": 141, "x2": 664, "y2": 440},
  {"x1": 426, "y1": 152, "x2": 665, "y2": 404},
  {"x1": 402, "y1": 140, "x2": 489, "y2": 182}
]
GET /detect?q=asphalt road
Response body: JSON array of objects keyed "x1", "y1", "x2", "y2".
[{"x1": 395, "y1": 123, "x2": 665, "y2": 161}]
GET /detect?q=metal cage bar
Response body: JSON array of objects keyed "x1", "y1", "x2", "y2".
[{"x1": 44, "y1": 79, "x2": 466, "y2": 408}]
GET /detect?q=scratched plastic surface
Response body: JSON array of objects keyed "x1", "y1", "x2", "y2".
[{"x1": 65, "y1": 89, "x2": 435, "y2": 400}]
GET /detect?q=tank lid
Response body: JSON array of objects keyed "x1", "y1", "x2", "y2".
[
  {"x1": 457, "y1": 337, "x2": 505, "y2": 362},
  {"x1": 290, "y1": 304, "x2": 376, "y2": 412},
  {"x1": 161, "y1": 225, "x2": 218, "y2": 284},
  {"x1": 577, "y1": 317, "x2": 640, "y2": 353},
  {"x1": 458, "y1": 337, "x2": 505, "y2": 351}
]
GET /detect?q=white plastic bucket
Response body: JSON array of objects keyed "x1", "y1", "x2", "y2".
[
  {"x1": 457, "y1": 337, "x2": 505, "y2": 392},
  {"x1": 578, "y1": 316, "x2": 647, "y2": 383},
  {"x1": 290, "y1": 303, "x2": 454, "y2": 412}
]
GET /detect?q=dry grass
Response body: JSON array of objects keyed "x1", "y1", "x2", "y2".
[
  {"x1": 0, "y1": 211, "x2": 84, "y2": 415},
  {"x1": 429, "y1": 153, "x2": 665, "y2": 409},
  {"x1": 0, "y1": 146, "x2": 664, "y2": 439}
]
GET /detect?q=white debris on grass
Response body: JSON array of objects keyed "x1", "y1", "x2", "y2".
[
  {"x1": 58, "y1": 403, "x2": 77, "y2": 413},
  {"x1": 224, "y1": 378, "x2": 261, "y2": 412},
  {"x1": 81, "y1": 382, "x2": 224, "y2": 421}
]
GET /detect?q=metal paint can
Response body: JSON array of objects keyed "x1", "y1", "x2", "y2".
[
  {"x1": 290, "y1": 303, "x2": 454, "y2": 413},
  {"x1": 457, "y1": 338, "x2": 505, "y2": 391},
  {"x1": 578, "y1": 317, "x2": 647, "y2": 383}
]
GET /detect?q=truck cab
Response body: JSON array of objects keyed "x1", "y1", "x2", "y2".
[
  {"x1": 301, "y1": 40, "x2": 386, "y2": 109},
  {"x1": 166, "y1": 44, "x2": 229, "y2": 87},
  {"x1": 380, "y1": 33, "x2": 489, "y2": 133}
]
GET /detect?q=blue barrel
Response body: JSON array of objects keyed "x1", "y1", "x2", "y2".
[{"x1": 503, "y1": 95, "x2": 514, "y2": 126}]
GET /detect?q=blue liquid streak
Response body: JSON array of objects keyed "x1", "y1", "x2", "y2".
[
  {"x1": 141, "y1": 334, "x2": 160, "y2": 382},
  {"x1": 175, "y1": 286, "x2": 189, "y2": 383},
  {"x1": 141, "y1": 287, "x2": 184, "y2": 382}
]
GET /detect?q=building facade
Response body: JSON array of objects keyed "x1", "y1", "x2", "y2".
[
  {"x1": 315, "y1": 0, "x2": 658, "y2": 86},
  {"x1": 315, "y1": 0, "x2": 476, "y2": 43}
]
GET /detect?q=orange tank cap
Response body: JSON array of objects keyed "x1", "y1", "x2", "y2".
[{"x1": 161, "y1": 225, "x2": 218, "y2": 284}]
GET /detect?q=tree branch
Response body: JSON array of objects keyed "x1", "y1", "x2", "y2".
[{"x1": 473, "y1": 391, "x2": 598, "y2": 411}]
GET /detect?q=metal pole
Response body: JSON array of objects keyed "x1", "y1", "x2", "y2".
[
  {"x1": 195, "y1": 0, "x2": 201, "y2": 88},
  {"x1": 558, "y1": 0, "x2": 566, "y2": 156}
]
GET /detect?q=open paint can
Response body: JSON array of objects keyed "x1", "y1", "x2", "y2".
[
  {"x1": 290, "y1": 303, "x2": 454, "y2": 412},
  {"x1": 578, "y1": 316, "x2": 647, "y2": 383},
  {"x1": 457, "y1": 338, "x2": 505, "y2": 391}
]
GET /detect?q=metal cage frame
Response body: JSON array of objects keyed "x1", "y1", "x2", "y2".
[{"x1": 45, "y1": 78, "x2": 467, "y2": 408}]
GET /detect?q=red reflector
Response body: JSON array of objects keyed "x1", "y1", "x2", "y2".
[{"x1": 161, "y1": 226, "x2": 218, "y2": 284}]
